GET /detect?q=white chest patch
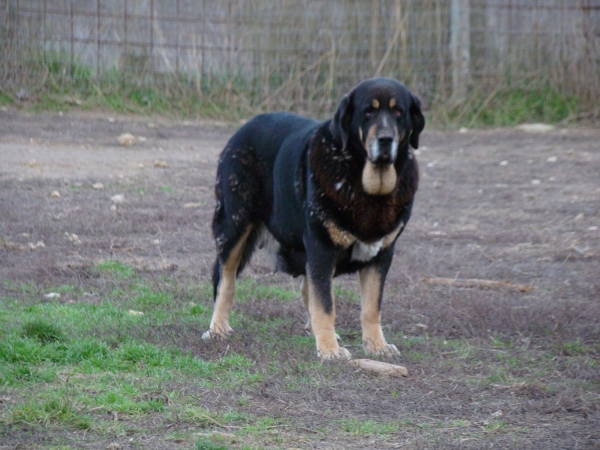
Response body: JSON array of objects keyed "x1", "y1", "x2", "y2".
[{"x1": 351, "y1": 239, "x2": 383, "y2": 262}]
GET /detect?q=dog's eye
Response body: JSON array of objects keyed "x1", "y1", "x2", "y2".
[
  {"x1": 393, "y1": 107, "x2": 403, "y2": 117},
  {"x1": 364, "y1": 107, "x2": 376, "y2": 117}
]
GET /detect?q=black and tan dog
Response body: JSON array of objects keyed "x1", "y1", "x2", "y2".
[{"x1": 204, "y1": 77, "x2": 424, "y2": 360}]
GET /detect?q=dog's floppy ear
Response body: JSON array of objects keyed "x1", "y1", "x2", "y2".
[
  {"x1": 330, "y1": 93, "x2": 353, "y2": 148},
  {"x1": 409, "y1": 94, "x2": 425, "y2": 149}
]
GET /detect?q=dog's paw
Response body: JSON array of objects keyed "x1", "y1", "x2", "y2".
[
  {"x1": 202, "y1": 326, "x2": 233, "y2": 340},
  {"x1": 304, "y1": 322, "x2": 313, "y2": 336},
  {"x1": 318, "y1": 346, "x2": 352, "y2": 361},
  {"x1": 363, "y1": 341, "x2": 401, "y2": 357}
]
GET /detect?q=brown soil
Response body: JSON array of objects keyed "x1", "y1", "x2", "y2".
[{"x1": 1, "y1": 108, "x2": 599, "y2": 449}]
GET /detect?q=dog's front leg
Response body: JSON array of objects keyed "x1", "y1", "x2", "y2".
[
  {"x1": 359, "y1": 256, "x2": 400, "y2": 357},
  {"x1": 304, "y1": 237, "x2": 351, "y2": 360}
]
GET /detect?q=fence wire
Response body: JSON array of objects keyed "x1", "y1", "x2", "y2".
[{"x1": 1, "y1": 0, "x2": 599, "y2": 117}]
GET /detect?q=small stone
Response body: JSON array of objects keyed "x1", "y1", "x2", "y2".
[
  {"x1": 111, "y1": 194, "x2": 125, "y2": 204},
  {"x1": 117, "y1": 133, "x2": 135, "y2": 147},
  {"x1": 92, "y1": 183, "x2": 104, "y2": 190},
  {"x1": 51, "y1": 190, "x2": 61, "y2": 198},
  {"x1": 128, "y1": 310, "x2": 144, "y2": 316},
  {"x1": 547, "y1": 156, "x2": 558, "y2": 162},
  {"x1": 45, "y1": 292, "x2": 61, "y2": 299},
  {"x1": 415, "y1": 323, "x2": 428, "y2": 332}
]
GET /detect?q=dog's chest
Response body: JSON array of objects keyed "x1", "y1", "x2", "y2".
[
  {"x1": 325, "y1": 219, "x2": 404, "y2": 262},
  {"x1": 351, "y1": 240, "x2": 383, "y2": 262}
]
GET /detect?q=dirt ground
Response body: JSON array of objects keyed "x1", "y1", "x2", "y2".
[{"x1": 1, "y1": 108, "x2": 599, "y2": 449}]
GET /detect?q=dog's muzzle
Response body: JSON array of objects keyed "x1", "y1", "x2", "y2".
[{"x1": 370, "y1": 130, "x2": 398, "y2": 166}]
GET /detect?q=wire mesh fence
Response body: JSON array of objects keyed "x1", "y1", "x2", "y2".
[{"x1": 1, "y1": 0, "x2": 599, "y2": 119}]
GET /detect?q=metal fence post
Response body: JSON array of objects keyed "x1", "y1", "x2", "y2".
[
  {"x1": 96, "y1": 0, "x2": 100, "y2": 78},
  {"x1": 70, "y1": 0, "x2": 74, "y2": 75},
  {"x1": 450, "y1": 0, "x2": 470, "y2": 103}
]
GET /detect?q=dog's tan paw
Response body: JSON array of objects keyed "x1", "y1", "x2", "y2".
[
  {"x1": 363, "y1": 341, "x2": 400, "y2": 357},
  {"x1": 202, "y1": 325, "x2": 233, "y2": 340},
  {"x1": 304, "y1": 321, "x2": 313, "y2": 336},
  {"x1": 318, "y1": 346, "x2": 352, "y2": 361}
]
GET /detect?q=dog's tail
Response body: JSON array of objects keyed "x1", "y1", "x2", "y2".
[{"x1": 211, "y1": 257, "x2": 221, "y2": 301}]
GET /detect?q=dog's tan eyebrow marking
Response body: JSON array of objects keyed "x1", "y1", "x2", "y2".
[
  {"x1": 389, "y1": 98, "x2": 397, "y2": 108},
  {"x1": 371, "y1": 99, "x2": 380, "y2": 109}
]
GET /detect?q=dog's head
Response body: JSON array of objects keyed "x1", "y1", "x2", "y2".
[{"x1": 330, "y1": 77, "x2": 425, "y2": 195}]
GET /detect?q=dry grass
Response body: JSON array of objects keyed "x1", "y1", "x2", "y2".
[{"x1": 1, "y1": 1, "x2": 598, "y2": 122}]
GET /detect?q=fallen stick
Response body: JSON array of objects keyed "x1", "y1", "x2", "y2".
[
  {"x1": 423, "y1": 277, "x2": 534, "y2": 293},
  {"x1": 348, "y1": 359, "x2": 408, "y2": 377}
]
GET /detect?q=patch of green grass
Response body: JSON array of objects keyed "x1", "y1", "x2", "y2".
[
  {"x1": 333, "y1": 283, "x2": 361, "y2": 304},
  {"x1": 559, "y1": 338, "x2": 593, "y2": 356},
  {"x1": 132, "y1": 283, "x2": 174, "y2": 307},
  {"x1": 21, "y1": 319, "x2": 65, "y2": 343},
  {"x1": 96, "y1": 260, "x2": 134, "y2": 279},
  {"x1": 196, "y1": 439, "x2": 229, "y2": 450},
  {"x1": 235, "y1": 278, "x2": 299, "y2": 303},
  {"x1": 338, "y1": 418, "x2": 399, "y2": 435},
  {"x1": 10, "y1": 395, "x2": 91, "y2": 430},
  {"x1": 51, "y1": 284, "x2": 80, "y2": 293},
  {"x1": 190, "y1": 303, "x2": 208, "y2": 315},
  {"x1": 441, "y1": 84, "x2": 579, "y2": 128}
]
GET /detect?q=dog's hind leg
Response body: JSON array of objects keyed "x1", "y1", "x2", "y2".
[
  {"x1": 300, "y1": 276, "x2": 312, "y2": 336},
  {"x1": 205, "y1": 143, "x2": 263, "y2": 339},
  {"x1": 203, "y1": 225, "x2": 254, "y2": 339}
]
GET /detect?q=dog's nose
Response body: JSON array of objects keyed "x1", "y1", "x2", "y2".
[{"x1": 378, "y1": 136, "x2": 394, "y2": 147}]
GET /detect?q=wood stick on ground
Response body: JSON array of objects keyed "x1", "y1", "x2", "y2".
[
  {"x1": 423, "y1": 277, "x2": 534, "y2": 293},
  {"x1": 348, "y1": 359, "x2": 408, "y2": 377}
]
